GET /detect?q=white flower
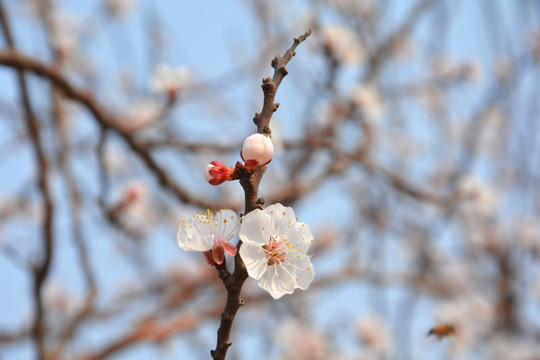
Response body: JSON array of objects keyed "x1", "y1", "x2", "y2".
[
  {"x1": 150, "y1": 64, "x2": 190, "y2": 97},
  {"x1": 241, "y1": 133, "x2": 274, "y2": 169},
  {"x1": 239, "y1": 203, "x2": 314, "y2": 299},
  {"x1": 177, "y1": 209, "x2": 240, "y2": 265}
]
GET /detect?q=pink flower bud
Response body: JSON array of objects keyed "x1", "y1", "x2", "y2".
[
  {"x1": 240, "y1": 134, "x2": 274, "y2": 169},
  {"x1": 204, "y1": 161, "x2": 233, "y2": 186}
]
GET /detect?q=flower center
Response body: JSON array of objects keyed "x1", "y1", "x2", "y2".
[{"x1": 263, "y1": 235, "x2": 285, "y2": 265}]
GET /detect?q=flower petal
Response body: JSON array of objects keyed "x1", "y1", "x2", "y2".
[
  {"x1": 239, "y1": 241, "x2": 268, "y2": 280},
  {"x1": 257, "y1": 264, "x2": 296, "y2": 299},
  {"x1": 239, "y1": 209, "x2": 273, "y2": 246},
  {"x1": 284, "y1": 256, "x2": 314, "y2": 290},
  {"x1": 223, "y1": 241, "x2": 237, "y2": 257},
  {"x1": 264, "y1": 203, "x2": 297, "y2": 236},
  {"x1": 241, "y1": 133, "x2": 274, "y2": 165},
  {"x1": 176, "y1": 225, "x2": 214, "y2": 252},
  {"x1": 215, "y1": 209, "x2": 240, "y2": 242},
  {"x1": 287, "y1": 222, "x2": 314, "y2": 252}
]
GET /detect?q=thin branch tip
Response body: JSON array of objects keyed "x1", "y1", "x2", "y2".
[{"x1": 296, "y1": 29, "x2": 312, "y2": 43}]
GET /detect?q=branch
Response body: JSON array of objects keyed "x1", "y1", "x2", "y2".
[
  {"x1": 210, "y1": 30, "x2": 311, "y2": 360},
  {"x1": 0, "y1": 5, "x2": 54, "y2": 358},
  {"x1": 76, "y1": 309, "x2": 220, "y2": 360},
  {"x1": 0, "y1": 49, "x2": 225, "y2": 210},
  {"x1": 253, "y1": 29, "x2": 311, "y2": 135}
]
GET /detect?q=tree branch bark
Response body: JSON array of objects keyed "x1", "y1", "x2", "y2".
[
  {"x1": 210, "y1": 30, "x2": 311, "y2": 360},
  {"x1": 0, "y1": 4, "x2": 54, "y2": 359}
]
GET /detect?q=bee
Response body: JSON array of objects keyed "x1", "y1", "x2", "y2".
[{"x1": 427, "y1": 324, "x2": 455, "y2": 340}]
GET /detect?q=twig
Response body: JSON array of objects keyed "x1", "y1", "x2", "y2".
[
  {"x1": 253, "y1": 29, "x2": 312, "y2": 136},
  {"x1": 210, "y1": 30, "x2": 311, "y2": 360}
]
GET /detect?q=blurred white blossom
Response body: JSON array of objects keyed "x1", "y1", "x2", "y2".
[
  {"x1": 43, "y1": 281, "x2": 80, "y2": 321},
  {"x1": 322, "y1": 25, "x2": 365, "y2": 64},
  {"x1": 276, "y1": 320, "x2": 331, "y2": 360},
  {"x1": 325, "y1": 0, "x2": 379, "y2": 20},
  {"x1": 150, "y1": 64, "x2": 190, "y2": 97},
  {"x1": 123, "y1": 99, "x2": 161, "y2": 131},
  {"x1": 49, "y1": 11, "x2": 79, "y2": 59},
  {"x1": 115, "y1": 180, "x2": 153, "y2": 232},
  {"x1": 351, "y1": 83, "x2": 384, "y2": 124},
  {"x1": 458, "y1": 175, "x2": 499, "y2": 217},
  {"x1": 355, "y1": 315, "x2": 394, "y2": 356}
]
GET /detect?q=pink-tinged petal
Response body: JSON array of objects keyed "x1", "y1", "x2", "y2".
[
  {"x1": 241, "y1": 134, "x2": 274, "y2": 166},
  {"x1": 257, "y1": 264, "x2": 295, "y2": 299},
  {"x1": 223, "y1": 241, "x2": 237, "y2": 257},
  {"x1": 204, "y1": 161, "x2": 233, "y2": 186},
  {"x1": 239, "y1": 241, "x2": 267, "y2": 280},
  {"x1": 203, "y1": 165, "x2": 214, "y2": 183},
  {"x1": 239, "y1": 210, "x2": 273, "y2": 246},
  {"x1": 204, "y1": 251, "x2": 215, "y2": 266}
]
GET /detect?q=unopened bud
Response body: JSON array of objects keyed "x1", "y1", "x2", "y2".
[
  {"x1": 204, "y1": 161, "x2": 233, "y2": 186},
  {"x1": 240, "y1": 134, "x2": 274, "y2": 170}
]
